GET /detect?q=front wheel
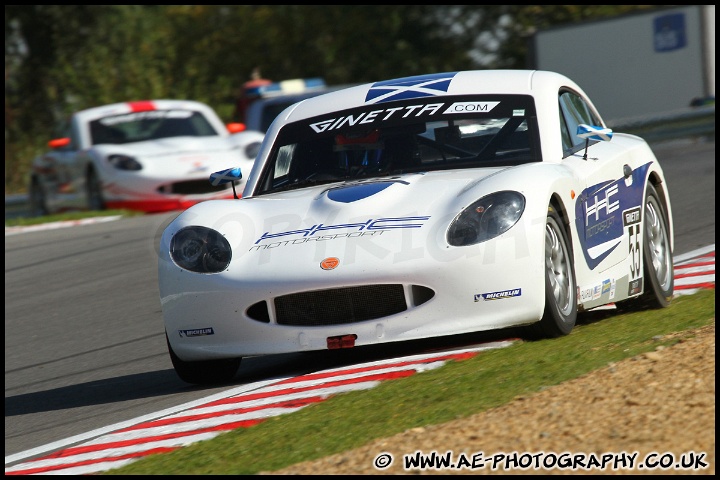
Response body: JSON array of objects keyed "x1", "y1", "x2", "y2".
[
  {"x1": 86, "y1": 169, "x2": 106, "y2": 211},
  {"x1": 533, "y1": 206, "x2": 577, "y2": 338},
  {"x1": 166, "y1": 333, "x2": 242, "y2": 385}
]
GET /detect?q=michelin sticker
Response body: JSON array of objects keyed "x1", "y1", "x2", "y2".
[
  {"x1": 475, "y1": 288, "x2": 521, "y2": 302},
  {"x1": 179, "y1": 328, "x2": 215, "y2": 338}
]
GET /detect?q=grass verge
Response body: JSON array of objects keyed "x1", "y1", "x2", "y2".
[
  {"x1": 5, "y1": 209, "x2": 143, "y2": 227},
  {"x1": 106, "y1": 289, "x2": 715, "y2": 475}
]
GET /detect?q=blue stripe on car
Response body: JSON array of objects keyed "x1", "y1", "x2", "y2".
[{"x1": 327, "y1": 182, "x2": 395, "y2": 203}]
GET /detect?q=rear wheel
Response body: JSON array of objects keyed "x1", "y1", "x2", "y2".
[
  {"x1": 29, "y1": 177, "x2": 49, "y2": 217},
  {"x1": 86, "y1": 169, "x2": 106, "y2": 211},
  {"x1": 618, "y1": 183, "x2": 673, "y2": 311},
  {"x1": 533, "y1": 206, "x2": 577, "y2": 338},
  {"x1": 166, "y1": 333, "x2": 242, "y2": 385}
]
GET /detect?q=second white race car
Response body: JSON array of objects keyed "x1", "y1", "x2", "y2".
[{"x1": 29, "y1": 99, "x2": 264, "y2": 216}]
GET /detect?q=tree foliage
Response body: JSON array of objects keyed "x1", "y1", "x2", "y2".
[{"x1": 4, "y1": 5, "x2": 658, "y2": 194}]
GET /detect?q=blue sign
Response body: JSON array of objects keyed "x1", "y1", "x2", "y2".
[{"x1": 653, "y1": 13, "x2": 686, "y2": 52}]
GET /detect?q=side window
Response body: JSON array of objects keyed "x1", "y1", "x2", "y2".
[
  {"x1": 275, "y1": 144, "x2": 294, "y2": 179},
  {"x1": 188, "y1": 112, "x2": 219, "y2": 136},
  {"x1": 62, "y1": 119, "x2": 81, "y2": 151},
  {"x1": 559, "y1": 91, "x2": 601, "y2": 154},
  {"x1": 559, "y1": 109, "x2": 573, "y2": 152}
]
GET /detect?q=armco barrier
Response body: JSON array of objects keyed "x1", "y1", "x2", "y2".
[
  {"x1": 5, "y1": 194, "x2": 29, "y2": 220},
  {"x1": 607, "y1": 104, "x2": 715, "y2": 143}
]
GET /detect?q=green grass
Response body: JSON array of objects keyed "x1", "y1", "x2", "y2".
[
  {"x1": 105, "y1": 289, "x2": 715, "y2": 475},
  {"x1": 5, "y1": 209, "x2": 143, "y2": 227}
]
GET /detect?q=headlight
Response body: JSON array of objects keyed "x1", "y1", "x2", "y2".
[
  {"x1": 244, "y1": 141, "x2": 262, "y2": 159},
  {"x1": 447, "y1": 191, "x2": 525, "y2": 246},
  {"x1": 108, "y1": 154, "x2": 142, "y2": 171},
  {"x1": 170, "y1": 226, "x2": 232, "y2": 273}
]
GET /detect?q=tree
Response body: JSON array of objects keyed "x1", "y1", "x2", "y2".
[{"x1": 4, "y1": 5, "x2": 659, "y2": 194}]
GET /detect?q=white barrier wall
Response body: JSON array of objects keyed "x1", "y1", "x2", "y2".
[{"x1": 531, "y1": 5, "x2": 715, "y2": 122}]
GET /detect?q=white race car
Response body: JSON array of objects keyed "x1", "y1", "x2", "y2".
[
  {"x1": 29, "y1": 100, "x2": 264, "y2": 216},
  {"x1": 158, "y1": 70, "x2": 674, "y2": 384}
]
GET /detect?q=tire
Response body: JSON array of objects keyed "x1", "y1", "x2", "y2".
[
  {"x1": 29, "y1": 177, "x2": 49, "y2": 217},
  {"x1": 166, "y1": 333, "x2": 241, "y2": 385},
  {"x1": 533, "y1": 206, "x2": 577, "y2": 338},
  {"x1": 86, "y1": 169, "x2": 106, "y2": 211},
  {"x1": 618, "y1": 183, "x2": 674, "y2": 311}
]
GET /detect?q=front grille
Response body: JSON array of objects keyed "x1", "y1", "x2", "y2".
[
  {"x1": 160, "y1": 179, "x2": 230, "y2": 195},
  {"x1": 275, "y1": 284, "x2": 407, "y2": 326},
  {"x1": 246, "y1": 284, "x2": 436, "y2": 326}
]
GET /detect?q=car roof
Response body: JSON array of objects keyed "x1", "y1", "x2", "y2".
[
  {"x1": 72, "y1": 99, "x2": 218, "y2": 123},
  {"x1": 255, "y1": 83, "x2": 359, "y2": 105},
  {"x1": 244, "y1": 84, "x2": 360, "y2": 131},
  {"x1": 249, "y1": 69, "x2": 603, "y2": 186},
  {"x1": 271, "y1": 70, "x2": 590, "y2": 129}
]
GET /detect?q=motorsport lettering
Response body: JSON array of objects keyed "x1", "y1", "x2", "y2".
[
  {"x1": 254, "y1": 216, "x2": 431, "y2": 244},
  {"x1": 250, "y1": 230, "x2": 388, "y2": 251}
]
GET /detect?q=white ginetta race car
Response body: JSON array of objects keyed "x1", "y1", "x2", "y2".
[
  {"x1": 158, "y1": 70, "x2": 674, "y2": 384},
  {"x1": 29, "y1": 100, "x2": 264, "y2": 216}
]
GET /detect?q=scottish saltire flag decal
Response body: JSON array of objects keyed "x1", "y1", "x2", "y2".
[
  {"x1": 365, "y1": 72, "x2": 458, "y2": 104},
  {"x1": 577, "y1": 124, "x2": 613, "y2": 142},
  {"x1": 210, "y1": 167, "x2": 242, "y2": 186},
  {"x1": 326, "y1": 181, "x2": 396, "y2": 203}
]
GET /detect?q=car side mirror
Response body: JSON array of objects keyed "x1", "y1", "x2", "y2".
[
  {"x1": 577, "y1": 124, "x2": 613, "y2": 160},
  {"x1": 210, "y1": 167, "x2": 243, "y2": 199}
]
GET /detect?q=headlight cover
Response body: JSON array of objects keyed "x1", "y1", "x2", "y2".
[
  {"x1": 170, "y1": 226, "x2": 232, "y2": 273},
  {"x1": 447, "y1": 191, "x2": 526, "y2": 246},
  {"x1": 108, "y1": 154, "x2": 142, "y2": 171}
]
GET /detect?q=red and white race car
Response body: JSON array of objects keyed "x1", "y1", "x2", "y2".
[{"x1": 29, "y1": 99, "x2": 264, "y2": 216}]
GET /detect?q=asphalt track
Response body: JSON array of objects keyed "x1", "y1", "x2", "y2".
[{"x1": 4, "y1": 137, "x2": 715, "y2": 473}]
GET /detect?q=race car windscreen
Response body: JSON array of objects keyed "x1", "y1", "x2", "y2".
[
  {"x1": 255, "y1": 95, "x2": 540, "y2": 195},
  {"x1": 90, "y1": 110, "x2": 221, "y2": 145}
]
